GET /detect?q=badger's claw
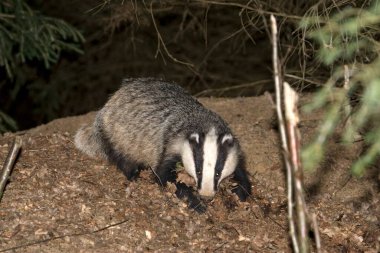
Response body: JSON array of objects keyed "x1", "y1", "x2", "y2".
[
  {"x1": 232, "y1": 185, "x2": 250, "y2": 201},
  {"x1": 175, "y1": 182, "x2": 207, "y2": 213},
  {"x1": 188, "y1": 199, "x2": 207, "y2": 213}
]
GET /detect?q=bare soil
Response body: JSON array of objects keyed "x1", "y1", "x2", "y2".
[{"x1": 0, "y1": 95, "x2": 379, "y2": 252}]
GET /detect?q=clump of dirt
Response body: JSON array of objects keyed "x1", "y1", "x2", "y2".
[{"x1": 0, "y1": 95, "x2": 379, "y2": 252}]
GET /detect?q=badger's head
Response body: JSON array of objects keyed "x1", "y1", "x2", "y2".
[{"x1": 181, "y1": 127, "x2": 239, "y2": 199}]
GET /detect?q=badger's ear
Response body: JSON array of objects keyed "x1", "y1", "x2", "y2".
[
  {"x1": 189, "y1": 133, "x2": 200, "y2": 144},
  {"x1": 221, "y1": 134, "x2": 234, "y2": 146}
]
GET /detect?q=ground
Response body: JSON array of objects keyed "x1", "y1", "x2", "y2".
[{"x1": 0, "y1": 95, "x2": 379, "y2": 252}]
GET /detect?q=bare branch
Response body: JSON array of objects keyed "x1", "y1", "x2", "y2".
[
  {"x1": 311, "y1": 213, "x2": 322, "y2": 253},
  {"x1": 0, "y1": 217, "x2": 130, "y2": 252},
  {"x1": 0, "y1": 136, "x2": 22, "y2": 201},
  {"x1": 194, "y1": 0, "x2": 303, "y2": 21},
  {"x1": 149, "y1": 2, "x2": 195, "y2": 69},
  {"x1": 194, "y1": 79, "x2": 272, "y2": 97},
  {"x1": 284, "y1": 82, "x2": 309, "y2": 253},
  {"x1": 0, "y1": 13, "x2": 15, "y2": 19},
  {"x1": 270, "y1": 14, "x2": 299, "y2": 253}
]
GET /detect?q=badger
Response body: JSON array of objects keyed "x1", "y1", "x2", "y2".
[{"x1": 75, "y1": 78, "x2": 251, "y2": 211}]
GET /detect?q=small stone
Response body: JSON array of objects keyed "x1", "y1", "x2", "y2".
[{"x1": 145, "y1": 230, "x2": 152, "y2": 240}]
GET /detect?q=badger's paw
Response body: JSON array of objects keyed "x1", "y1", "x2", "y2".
[
  {"x1": 175, "y1": 182, "x2": 207, "y2": 213},
  {"x1": 187, "y1": 196, "x2": 207, "y2": 213},
  {"x1": 232, "y1": 185, "x2": 250, "y2": 202}
]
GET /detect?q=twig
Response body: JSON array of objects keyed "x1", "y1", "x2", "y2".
[
  {"x1": 148, "y1": 166, "x2": 186, "y2": 212},
  {"x1": 194, "y1": 79, "x2": 272, "y2": 97},
  {"x1": 0, "y1": 13, "x2": 15, "y2": 19},
  {"x1": 149, "y1": 166, "x2": 163, "y2": 187},
  {"x1": 311, "y1": 213, "x2": 321, "y2": 253},
  {"x1": 0, "y1": 136, "x2": 22, "y2": 201},
  {"x1": 85, "y1": 0, "x2": 110, "y2": 15},
  {"x1": 212, "y1": 242, "x2": 228, "y2": 252},
  {"x1": 239, "y1": 0, "x2": 256, "y2": 45},
  {"x1": 284, "y1": 82, "x2": 309, "y2": 253},
  {"x1": 194, "y1": 0, "x2": 303, "y2": 21},
  {"x1": 284, "y1": 74, "x2": 324, "y2": 87},
  {"x1": 149, "y1": 2, "x2": 195, "y2": 69},
  {"x1": 198, "y1": 26, "x2": 244, "y2": 68},
  {"x1": 0, "y1": 218, "x2": 130, "y2": 252},
  {"x1": 270, "y1": 14, "x2": 300, "y2": 253},
  {"x1": 272, "y1": 15, "x2": 321, "y2": 252}
]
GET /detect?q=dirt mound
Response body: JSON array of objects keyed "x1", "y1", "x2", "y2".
[{"x1": 0, "y1": 96, "x2": 379, "y2": 252}]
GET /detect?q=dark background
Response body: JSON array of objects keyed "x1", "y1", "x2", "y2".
[{"x1": 1, "y1": 0, "x2": 326, "y2": 131}]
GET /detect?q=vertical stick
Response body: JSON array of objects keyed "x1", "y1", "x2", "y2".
[
  {"x1": 284, "y1": 82, "x2": 309, "y2": 253},
  {"x1": 0, "y1": 136, "x2": 22, "y2": 201},
  {"x1": 311, "y1": 213, "x2": 321, "y2": 253},
  {"x1": 270, "y1": 15, "x2": 299, "y2": 253}
]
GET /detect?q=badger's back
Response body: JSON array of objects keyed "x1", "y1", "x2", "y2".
[{"x1": 77, "y1": 78, "x2": 229, "y2": 168}]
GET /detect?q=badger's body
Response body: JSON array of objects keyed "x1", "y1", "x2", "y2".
[{"x1": 75, "y1": 78, "x2": 251, "y2": 210}]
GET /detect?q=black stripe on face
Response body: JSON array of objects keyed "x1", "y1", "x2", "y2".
[
  {"x1": 214, "y1": 135, "x2": 234, "y2": 191},
  {"x1": 188, "y1": 133, "x2": 204, "y2": 189}
]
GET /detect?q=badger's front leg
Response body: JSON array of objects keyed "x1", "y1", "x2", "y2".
[
  {"x1": 154, "y1": 156, "x2": 179, "y2": 185},
  {"x1": 117, "y1": 159, "x2": 144, "y2": 180},
  {"x1": 155, "y1": 156, "x2": 206, "y2": 213},
  {"x1": 105, "y1": 151, "x2": 143, "y2": 180},
  {"x1": 232, "y1": 158, "x2": 252, "y2": 201},
  {"x1": 175, "y1": 182, "x2": 206, "y2": 213}
]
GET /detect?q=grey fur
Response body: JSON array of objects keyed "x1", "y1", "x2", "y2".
[
  {"x1": 75, "y1": 78, "x2": 250, "y2": 202},
  {"x1": 75, "y1": 124, "x2": 106, "y2": 160},
  {"x1": 76, "y1": 78, "x2": 235, "y2": 165}
]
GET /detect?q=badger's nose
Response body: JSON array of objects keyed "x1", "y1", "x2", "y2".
[
  {"x1": 199, "y1": 194, "x2": 215, "y2": 201},
  {"x1": 198, "y1": 188, "x2": 216, "y2": 200},
  {"x1": 198, "y1": 191, "x2": 215, "y2": 201}
]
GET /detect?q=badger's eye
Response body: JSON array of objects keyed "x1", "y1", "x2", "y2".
[
  {"x1": 196, "y1": 170, "x2": 201, "y2": 175},
  {"x1": 215, "y1": 172, "x2": 220, "y2": 178}
]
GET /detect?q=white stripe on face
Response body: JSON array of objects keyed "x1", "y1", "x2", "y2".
[
  {"x1": 199, "y1": 127, "x2": 218, "y2": 198},
  {"x1": 190, "y1": 133, "x2": 200, "y2": 143},
  {"x1": 219, "y1": 146, "x2": 238, "y2": 185},
  {"x1": 222, "y1": 134, "x2": 233, "y2": 145},
  {"x1": 181, "y1": 140, "x2": 197, "y2": 182}
]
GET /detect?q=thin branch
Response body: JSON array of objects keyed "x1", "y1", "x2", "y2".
[
  {"x1": 194, "y1": 79, "x2": 272, "y2": 97},
  {"x1": 270, "y1": 14, "x2": 300, "y2": 253},
  {"x1": 149, "y1": 166, "x2": 163, "y2": 187},
  {"x1": 149, "y1": 2, "x2": 195, "y2": 69},
  {"x1": 284, "y1": 74, "x2": 324, "y2": 87},
  {"x1": 198, "y1": 26, "x2": 244, "y2": 67},
  {"x1": 194, "y1": 0, "x2": 303, "y2": 21},
  {"x1": 0, "y1": 218, "x2": 130, "y2": 252},
  {"x1": 0, "y1": 136, "x2": 22, "y2": 201},
  {"x1": 239, "y1": 0, "x2": 257, "y2": 44},
  {"x1": 272, "y1": 15, "x2": 321, "y2": 250},
  {"x1": 0, "y1": 13, "x2": 15, "y2": 19},
  {"x1": 311, "y1": 213, "x2": 322, "y2": 253},
  {"x1": 284, "y1": 82, "x2": 309, "y2": 253}
]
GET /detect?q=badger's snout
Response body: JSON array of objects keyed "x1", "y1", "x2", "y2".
[
  {"x1": 198, "y1": 189, "x2": 216, "y2": 200},
  {"x1": 199, "y1": 194, "x2": 214, "y2": 201}
]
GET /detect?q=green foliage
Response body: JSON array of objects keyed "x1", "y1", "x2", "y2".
[
  {"x1": 301, "y1": 2, "x2": 380, "y2": 176},
  {"x1": 0, "y1": 0, "x2": 84, "y2": 78},
  {"x1": 0, "y1": 0, "x2": 84, "y2": 133},
  {"x1": 0, "y1": 111, "x2": 17, "y2": 133}
]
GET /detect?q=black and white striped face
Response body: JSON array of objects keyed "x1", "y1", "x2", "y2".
[{"x1": 181, "y1": 127, "x2": 239, "y2": 199}]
